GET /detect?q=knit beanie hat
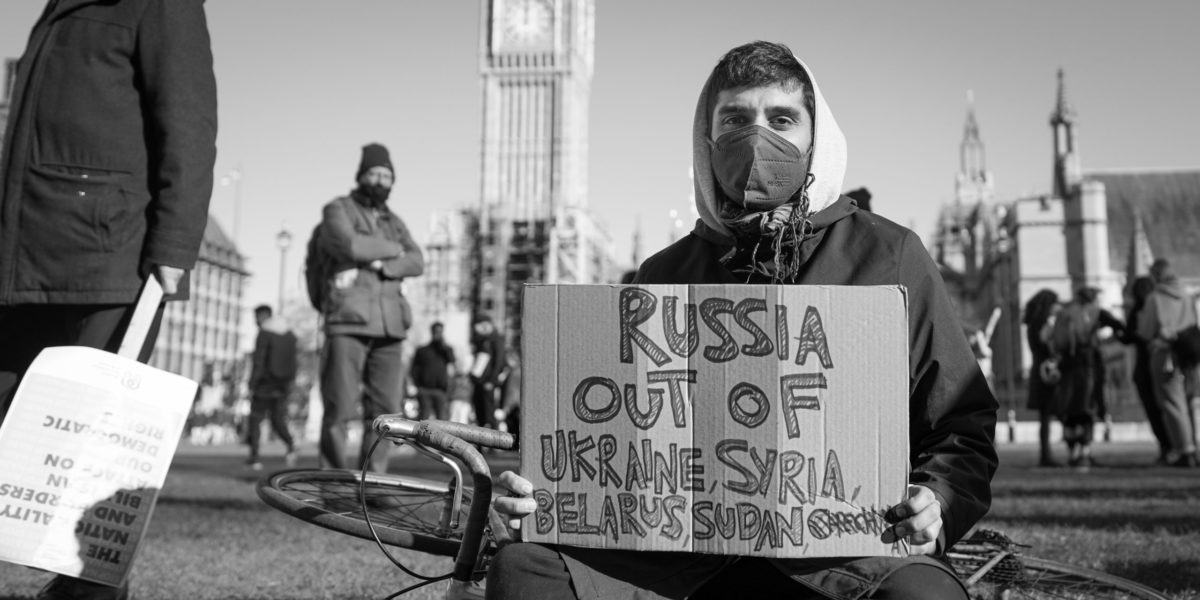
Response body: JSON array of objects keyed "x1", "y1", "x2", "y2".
[{"x1": 356, "y1": 143, "x2": 394, "y2": 180}]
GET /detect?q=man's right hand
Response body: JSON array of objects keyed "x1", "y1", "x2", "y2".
[{"x1": 492, "y1": 471, "x2": 536, "y2": 532}]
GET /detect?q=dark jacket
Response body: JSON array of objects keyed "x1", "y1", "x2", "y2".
[
  {"x1": 470, "y1": 330, "x2": 507, "y2": 385},
  {"x1": 250, "y1": 316, "x2": 298, "y2": 397},
  {"x1": 319, "y1": 193, "x2": 424, "y2": 338},
  {"x1": 410, "y1": 341, "x2": 456, "y2": 391},
  {"x1": 0, "y1": 0, "x2": 217, "y2": 305},
  {"x1": 634, "y1": 196, "x2": 998, "y2": 598}
]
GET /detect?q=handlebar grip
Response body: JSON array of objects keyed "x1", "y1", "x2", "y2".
[{"x1": 373, "y1": 415, "x2": 516, "y2": 451}]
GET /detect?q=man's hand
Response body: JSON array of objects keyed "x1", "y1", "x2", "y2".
[
  {"x1": 882, "y1": 484, "x2": 942, "y2": 555},
  {"x1": 154, "y1": 265, "x2": 185, "y2": 296},
  {"x1": 492, "y1": 471, "x2": 536, "y2": 532}
]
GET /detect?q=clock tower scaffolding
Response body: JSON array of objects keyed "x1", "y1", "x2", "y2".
[{"x1": 475, "y1": 0, "x2": 610, "y2": 349}]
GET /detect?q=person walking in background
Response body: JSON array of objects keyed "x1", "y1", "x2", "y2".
[
  {"x1": 0, "y1": 1, "x2": 216, "y2": 598},
  {"x1": 409, "y1": 321, "x2": 457, "y2": 420},
  {"x1": 469, "y1": 313, "x2": 507, "y2": 429},
  {"x1": 315, "y1": 143, "x2": 424, "y2": 472},
  {"x1": 1049, "y1": 286, "x2": 1125, "y2": 469},
  {"x1": 1137, "y1": 259, "x2": 1199, "y2": 467},
  {"x1": 1120, "y1": 276, "x2": 1171, "y2": 464},
  {"x1": 246, "y1": 304, "x2": 299, "y2": 470},
  {"x1": 1024, "y1": 289, "x2": 1063, "y2": 467}
]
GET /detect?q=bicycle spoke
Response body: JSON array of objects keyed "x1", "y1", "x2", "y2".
[
  {"x1": 949, "y1": 530, "x2": 1167, "y2": 600},
  {"x1": 278, "y1": 475, "x2": 473, "y2": 537}
]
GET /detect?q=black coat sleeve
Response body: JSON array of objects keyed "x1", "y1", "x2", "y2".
[
  {"x1": 899, "y1": 231, "x2": 999, "y2": 549},
  {"x1": 135, "y1": 0, "x2": 218, "y2": 271}
]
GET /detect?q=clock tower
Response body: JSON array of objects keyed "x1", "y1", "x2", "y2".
[{"x1": 474, "y1": 0, "x2": 611, "y2": 347}]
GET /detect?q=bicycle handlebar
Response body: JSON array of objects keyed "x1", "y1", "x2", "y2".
[
  {"x1": 370, "y1": 416, "x2": 514, "y2": 585},
  {"x1": 375, "y1": 416, "x2": 517, "y2": 451}
]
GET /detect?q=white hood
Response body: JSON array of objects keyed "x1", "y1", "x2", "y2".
[{"x1": 692, "y1": 52, "x2": 848, "y2": 238}]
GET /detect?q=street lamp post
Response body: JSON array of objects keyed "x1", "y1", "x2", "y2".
[
  {"x1": 995, "y1": 234, "x2": 1016, "y2": 442},
  {"x1": 276, "y1": 226, "x2": 292, "y2": 312},
  {"x1": 219, "y1": 166, "x2": 242, "y2": 246}
]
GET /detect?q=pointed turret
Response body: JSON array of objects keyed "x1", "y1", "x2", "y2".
[
  {"x1": 954, "y1": 90, "x2": 994, "y2": 208},
  {"x1": 1051, "y1": 68, "x2": 1082, "y2": 198},
  {"x1": 1122, "y1": 210, "x2": 1155, "y2": 309},
  {"x1": 1050, "y1": 68, "x2": 1076, "y2": 128},
  {"x1": 960, "y1": 90, "x2": 987, "y2": 183}
]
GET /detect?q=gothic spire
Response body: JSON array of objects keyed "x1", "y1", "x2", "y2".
[
  {"x1": 1127, "y1": 210, "x2": 1155, "y2": 279},
  {"x1": 960, "y1": 90, "x2": 987, "y2": 181},
  {"x1": 1051, "y1": 68, "x2": 1082, "y2": 198},
  {"x1": 1050, "y1": 68, "x2": 1076, "y2": 126}
]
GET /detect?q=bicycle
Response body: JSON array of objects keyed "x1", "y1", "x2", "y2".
[
  {"x1": 257, "y1": 416, "x2": 1171, "y2": 600},
  {"x1": 946, "y1": 529, "x2": 1169, "y2": 600}
]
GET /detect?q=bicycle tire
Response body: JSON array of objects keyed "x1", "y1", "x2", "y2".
[
  {"x1": 256, "y1": 468, "x2": 473, "y2": 557},
  {"x1": 1012, "y1": 556, "x2": 1170, "y2": 600},
  {"x1": 950, "y1": 551, "x2": 1169, "y2": 600}
]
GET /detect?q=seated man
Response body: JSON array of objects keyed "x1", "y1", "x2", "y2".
[{"x1": 487, "y1": 41, "x2": 998, "y2": 600}]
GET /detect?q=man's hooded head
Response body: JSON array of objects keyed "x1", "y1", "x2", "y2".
[
  {"x1": 692, "y1": 41, "x2": 847, "y2": 241},
  {"x1": 355, "y1": 142, "x2": 394, "y2": 206}
]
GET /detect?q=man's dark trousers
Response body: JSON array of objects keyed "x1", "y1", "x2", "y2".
[
  {"x1": 320, "y1": 334, "x2": 403, "y2": 471},
  {"x1": 417, "y1": 387, "x2": 449, "y2": 420},
  {"x1": 247, "y1": 386, "x2": 295, "y2": 460}
]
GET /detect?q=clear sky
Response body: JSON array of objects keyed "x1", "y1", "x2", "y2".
[{"x1": 2, "y1": 0, "x2": 1199, "y2": 325}]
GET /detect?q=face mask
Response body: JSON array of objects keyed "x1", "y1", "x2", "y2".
[
  {"x1": 357, "y1": 183, "x2": 391, "y2": 205},
  {"x1": 710, "y1": 126, "x2": 811, "y2": 211}
]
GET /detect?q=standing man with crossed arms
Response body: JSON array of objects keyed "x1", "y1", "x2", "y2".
[{"x1": 315, "y1": 143, "x2": 424, "y2": 472}]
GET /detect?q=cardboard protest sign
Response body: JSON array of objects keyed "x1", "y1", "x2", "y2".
[
  {"x1": 0, "y1": 279, "x2": 195, "y2": 586},
  {"x1": 520, "y1": 284, "x2": 909, "y2": 558}
]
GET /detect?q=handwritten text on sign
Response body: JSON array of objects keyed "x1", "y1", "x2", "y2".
[{"x1": 520, "y1": 285, "x2": 910, "y2": 558}]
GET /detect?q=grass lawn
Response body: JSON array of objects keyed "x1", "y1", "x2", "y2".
[{"x1": 1, "y1": 440, "x2": 1197, "y2": 599}]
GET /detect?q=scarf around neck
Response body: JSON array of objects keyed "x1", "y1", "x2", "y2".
[{"x1": 717, "y1": 172, "x2": 816, "y2": 283}]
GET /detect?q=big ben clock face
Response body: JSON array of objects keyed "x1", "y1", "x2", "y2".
[{"x1": 503, "y1": 0, "x2": 552, "y2": 46}]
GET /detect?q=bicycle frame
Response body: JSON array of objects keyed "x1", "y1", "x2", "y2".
[{"x1": 372, "y1": 416, "x2": 516, "y2": 594}]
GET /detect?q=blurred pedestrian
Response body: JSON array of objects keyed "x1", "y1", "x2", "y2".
[
  {"x1": 1050, "y1": 286, "x2": 1124, "y2": 468},
  {"x1": 1120, "y1": 276, "x2": 1170, "y2": 463},
  {"x1": 1023, "y1": 289, "x2": 1063, "y2": 467},
  {"x1": 469, "y1": 313, "x2": 507, "y2": 429},
  {"x1": 409, "y1": 321, "x2": 457, "y2": 420},
  {"x1": 1137, "y1": 259, "x2": 1199, "y2": 467},
  {"x1": 315, "y1": 143, "x2": 424, "y2": 472},
  {"x1": 246, "y1": 305, "x2": 299, "y2": 470},
  {"x1": 0, "y1": 1, "x2": 216, "y2": 598}
]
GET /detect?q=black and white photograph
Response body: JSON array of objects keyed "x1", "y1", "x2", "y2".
[{"x1": 0, "y1": 1, "x2": 1197, "y2": 599}]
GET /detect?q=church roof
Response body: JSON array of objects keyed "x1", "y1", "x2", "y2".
[
  {"x1": 204, "y1": 214, "x2": 236, "y2": 250},
  {"x1": 1089, "y1": 169, "x2": 1200, "y2": 279},
  {"x1": 201, "y1": 214, "x2": 247, "y2": 273}
]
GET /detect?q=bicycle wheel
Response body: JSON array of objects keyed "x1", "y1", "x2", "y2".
[
  {"x1": 1007, "y1": 556, "x2": 1170, "y2": 600},
  {"x1": 952, "y1": 552, "x2": 1169, "y2": 600},
  {"x1": 257, "y1": 469, "x2": 472, "y2": 557}
]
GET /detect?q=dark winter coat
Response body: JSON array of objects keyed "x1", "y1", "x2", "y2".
[
  {"x1": 250, "y1": 316, "x2": 298, "y2": 398},
  {"x1": 318, "y1": 193, "x2": 424, "y2": 339},
  {"x1": 410, "y1": 341, "x2": 455, "y2": 391},
  {"x1": 633, "y1": 196, "x2": 998, "y2": 598},
  {"x1": 0, "y1": 0, "x2": 217, "y2": 305}
]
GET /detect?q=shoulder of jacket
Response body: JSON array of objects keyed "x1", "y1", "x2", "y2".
[{"x1": 324, "y1": 195, "x2": 354, "y2": 209}]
